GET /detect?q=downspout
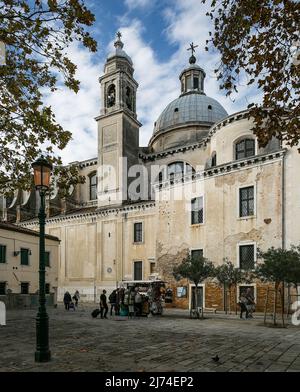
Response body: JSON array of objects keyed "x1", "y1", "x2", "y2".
[{"x1": 281, "y1": 151, "x2": 286, "y2": 314}]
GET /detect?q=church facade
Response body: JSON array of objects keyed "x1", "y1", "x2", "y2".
[{"x1": 2, "y1": 35, "x2": 300, "y2": 310}]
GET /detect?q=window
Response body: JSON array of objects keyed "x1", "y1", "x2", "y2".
[
  {"x1": 150, "y1": 262, "x2": 156, "y2": 274},
  {"x1": 239, "y1": 285, "x2": 255, "y2": 300},
  {"x1": 208, "y1": 105, "x2": 212, "y2": 110},
  {"x1": 45, "y1": 252, "x2": 50, "y2": 267},
  {"x1": 134, "y1": 261, "x2": 143, "y2": 280},
  {"x1": 0, "y1": 245, "x2": 6, "y2": 263},
  {"x1": 191, "y1": 249, "x2": 203, "y2": 259},
  {"x1": 20, "y1": 282, "x2": 29, "y2": 294},
  {"x1": 20, "y1": 248, "x2": 29, "y2": 265},
  {"x1": 211, "y1": 152, "x2": 217, "y2": 167},
  {"x1": 134, "y1": 222, "x2": 143, "y2": 243},
  {"x1": 167, "y1": 162, "x2": 194, "y2": 180},
  {"x1": 45, "y1": 283, "x2": 50, "y2": 294},
  {"x1": 89, "y1": 172, "x2": 97, "y2": 201},
  {"x1": 239, "y1": 245, "x2": 255, "y2": 270},
  {"x1": 193, "y1": 77, "x2": 199, "y2": 89},
  {"x1": 239, "y1": 186, "x2": 254, "y2": 217},
  {"x1": 235, "y1": 138, "x2": 255, "y2": 160},
  {"x1": 191, "y1": 197, "x2": 204, "y2": 224},
  {"x1": 186, "y1": 75, "x2": 192, "y2": 90},
  {"x1": 0, "y1": 282, "x2": 6, "y2": 295}
]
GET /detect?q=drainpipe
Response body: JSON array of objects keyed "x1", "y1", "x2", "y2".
[{"x1": 281, "y1": 151, "x2": 286, "y2": 313}]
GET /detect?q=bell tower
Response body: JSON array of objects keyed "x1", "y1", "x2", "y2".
[{"x1": 96, "y1": 32, "x2": 141, "y2": 207}]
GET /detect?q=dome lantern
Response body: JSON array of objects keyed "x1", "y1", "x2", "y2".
[{"x1": 179, "y1": 42, "x2": 206, "y2": 95}]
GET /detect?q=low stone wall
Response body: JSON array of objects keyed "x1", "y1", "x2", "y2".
[{"x1": 0, "y1": 294, "x2": 54, "y2": 310}]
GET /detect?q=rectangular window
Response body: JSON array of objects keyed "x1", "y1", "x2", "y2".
[
  {"x1": 150, "y1": 262, "x2": 156, "y2": 274},
  {"x1": 20, "y1": 282, "x2": 29, "y2": 294},
  {"x1": 134, "y1": 222, "x2": 143, "y2": 243},
  {"x1": 191, "y1": 197, "x2": 204, "y2": 224},
  {"x1": 0, "y1": 282, "x2": 6, "y2": 295},
  {"x1": 0, "y1": 245, "x2": 6, "y2": 263},
  {"x1": 20, "y1": 248, "x2": 29, "y2": 265},
  {"x1": 239, "y1": 245, "x2": 255, "y2": 270},
  {"x1": 193, "y1": 77, "x2": 199, "y2": 89},
  {"x1": 186, "y1": 75, "x2": 192, "y2": 90},
  {"x1": 239, "y1": 186, "x2": 254, "y2": 217},
  {"x1": 191, "y1": 249, "x2": 203, "y2": 260},
  {"x1": 45, "y1": 251, "x2": 50, "y2": 267},
  {"x1": 45, "y1": 283, "x2": 50, "y2": 294},
  {"x1": 134, "y1": 261, "x2": 143, "y2": 280}
]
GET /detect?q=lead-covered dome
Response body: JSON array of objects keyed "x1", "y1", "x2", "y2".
[
  {"x1": 153, "y1": 93, "x2": 228, "y2": 135},
  {"x1": 107, "y1": 32, "x2": 133, "y2": 65}
]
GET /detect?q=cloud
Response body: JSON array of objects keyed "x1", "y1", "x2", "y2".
[
  {"x1": 125, "y1": 0, "x2": 155, "y2": 10},
  {"x1": 43, "y1": 42, "x2": 101, "y2": 164}
]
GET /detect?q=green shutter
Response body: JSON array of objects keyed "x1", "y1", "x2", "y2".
[
  {"x1": 45, "y1": 252, "x2": 50, "y2": 267},
  {"x1": 20, "y1": 249, "x2": 29, "y2": 265}
]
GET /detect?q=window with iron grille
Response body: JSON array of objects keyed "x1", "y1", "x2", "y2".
[
  {"x1": 191, "y1": 197, "x2": 204, "y2": 224},
  {"x1": 134, "y1": 261, "x2": 143, "y2": 280},
  {"x1": 134, "y1": 222, "x2": 143, "y2": 243},
  {"x1": 191, "y1": 249, "x2": 203, "y2": 260},
  {"x1": 89, "y1": 172, "x2": 97, "y2": 201},
  {"x1": 45, "y1": 283, "x2": 50, "y2": 294},
  {"x1": 239, "y1": 245, "x2": 255, "y2": 270},
  {"x1": 0, "y1": 245, "x2": 6, "y2": 263},
  {"x1": 20, "y1": 282, "x2": 29, "y2": 294},
  {"x1": 235, "y1": 139, "x2": 255, "y2": 160},
  {"x1": 0, "y1": 282, "x2": 6, "y2": 295},
  {"x1": 20, "y1": 248, "x2": 29, "y2": 265},
  {"x1": 239, "y1": 186, "x2": 254, "y2": 217},
  {"x1": 45, "y1": 251, "x2": 50, "y2": 267}
]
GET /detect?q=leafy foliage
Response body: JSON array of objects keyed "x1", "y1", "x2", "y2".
[
  {"x1": 173, "y1": 253, "x2": 215, "y2": 287},
  {"x1": 214, "y1": 259, "x2": 251, "y2": 288},
  {"x1": 203, "y1": 0, "x2": 300, "y2": 148},
  {"x1": 255, "y1": 246, "x2": 300, "y2": 285},
  {"x1": 0, "y1": 0, "x2": 97, "y2": 194}
]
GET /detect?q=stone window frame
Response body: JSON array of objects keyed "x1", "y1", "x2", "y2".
[
  {"x1": 133, "y1": 260, "x2": 143, "y2": 281},
  {"x1": 237, "y1": 183, "x2": 256, "y2": 220},
  {"x1": 191, "y1": 195, "x2": 205, "y2": 225},
  {"x1": 133, "y1": 221, "x2": 144, "y2": 244},
  {"x1": 237, "y1": 241, "x2": 257, "y2": 271},
  {"x1": 89, "y1": 171, "x2": 98, "y2": 201},
  {"x1": 233, "y1": 135, "x2": 257, "y2": 161}
]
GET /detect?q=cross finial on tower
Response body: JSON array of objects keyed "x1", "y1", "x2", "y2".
[
  {"x1": 114, "y1": 31, "x2": 124, "y2": 49},
  {"x1": 187, "y1": 42, "x2": 198, "y2": 56}
]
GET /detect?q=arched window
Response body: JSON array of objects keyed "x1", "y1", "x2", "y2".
[
  {"x1": 211, "y1": 152, "x2": 217, "y2": 167},
  {"x1": 107, "y1": 84, "x2": 115, "y2": 107},
  {"x1": 235, "y1": 138, "x2": 255, "y2": 160},
  {"x1": 89, "y1": 172, "x2": 97, "y2": 201}
]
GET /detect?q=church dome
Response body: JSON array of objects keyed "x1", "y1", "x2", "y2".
[
  {"x1": 153, "y1": 93, "x2": 228, "y2": 135},
  {"x1": 152, "y1": 46, "x2": 228, "y2": 137}
]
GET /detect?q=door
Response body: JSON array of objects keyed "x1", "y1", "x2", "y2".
[{"x1": 191, "y1": 286, "x2": 203, "y2": 309}]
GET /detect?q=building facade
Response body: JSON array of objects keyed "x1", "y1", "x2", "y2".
[
  {"x1": 0, "y1": 222, "x2": 59, "y2": 308},
  {"x1": 1, "y1": 35, "x2": 300, "y2": 309}
]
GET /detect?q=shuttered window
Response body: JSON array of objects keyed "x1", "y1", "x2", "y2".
[
  {"x1": 0, "y1": 245, "x2": 6, "y2": 263},
  {"x1": 20, "y1": 248, "x2": 29, "y2": 265},
  {"x1": 134, "y1": 222, "x2": 143, "y2": 243},
  {"x1": 191, "y1": 197, "x2": 204, "y2": 224},
  {"x1": 134, "y1": 261, "x2": 143, "y2": 281}
]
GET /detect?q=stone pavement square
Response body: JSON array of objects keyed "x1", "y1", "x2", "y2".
[{"x1": 0, "y1": 305, "x2": 299, "y2": 372}]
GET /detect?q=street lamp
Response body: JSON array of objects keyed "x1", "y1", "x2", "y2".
[{"x1": 32, "y1": 156, "x2": 52, "y2": 362}]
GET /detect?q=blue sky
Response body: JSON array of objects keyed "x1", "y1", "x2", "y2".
[{"x1": 44, "y1": 0, "x2": 261, "y2": 164}]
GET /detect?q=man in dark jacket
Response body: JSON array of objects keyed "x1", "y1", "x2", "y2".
[
  {"x1": 109, "y1": 289, "x2": 117, "y2": 316},
  {"x1": 63, "y1": 291, "x2": 72, "y2": 310},
  {"x1": 100, "y1": 289, "x2": 108, "y2": 319}
]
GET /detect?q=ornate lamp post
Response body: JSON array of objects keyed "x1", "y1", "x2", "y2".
[{"x1": 32, "y1": 156, "x2": 52, "y2": 362}]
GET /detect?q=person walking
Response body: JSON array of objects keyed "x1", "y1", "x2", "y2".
[
  {"x1": 100, "y1": 289, "x2": 108, "y2": 319},
  {"x1": 63, "y1": 291, "x2": 72, "y2": 310},
  {"x1": 109, "y1": 289, "x2": 117, "y2": 316},
  {"x1": 73, "y1": 290, "x2": 80, "y2": 307},
  {"x1": 239, "y1": 292, "x2": 249, "y2": 319},
  {"x1": 134, "y1": 287, "x2": 142, "y2": 316}
]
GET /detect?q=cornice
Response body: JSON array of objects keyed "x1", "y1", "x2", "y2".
[{"x1": 153, "y1": 149, "x2": 286, "y2": 190}]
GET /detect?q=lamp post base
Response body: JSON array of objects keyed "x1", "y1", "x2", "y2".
[{"x1": 35, "y1": 350, "x2": 51, "y2": 362}]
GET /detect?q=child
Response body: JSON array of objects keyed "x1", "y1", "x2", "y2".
[{"x1": 69, "y1": 301, "x2": 76, "y2": 311}]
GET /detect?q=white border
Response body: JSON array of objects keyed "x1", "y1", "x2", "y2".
[
  {"x1": 237, "y1": 183, "x2": 256, "y2": 220},
  {"x1": 237, "y1": 283, "x2": 257, "y2": 302},
  {"x1": 236, "y1": 241, "x2": 257, "y2": 269}
]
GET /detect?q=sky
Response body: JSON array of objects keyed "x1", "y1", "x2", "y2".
[{"x1": 44, "y1": 0, "x2": 262, "y2": 164}]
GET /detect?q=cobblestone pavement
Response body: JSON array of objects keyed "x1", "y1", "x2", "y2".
[{"x1": 0, "y1": 305, "x2": 300, "y2": 372}]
